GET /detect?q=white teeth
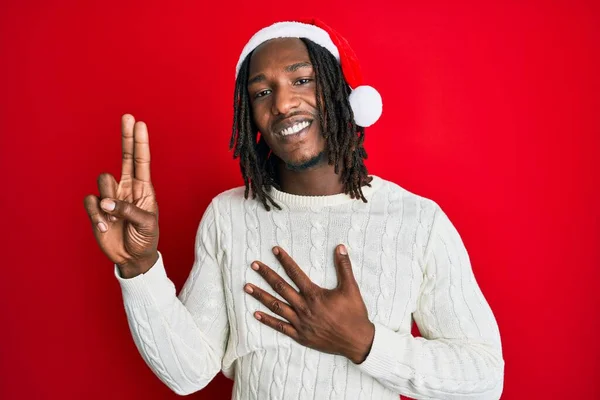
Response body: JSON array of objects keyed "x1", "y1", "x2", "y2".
[{"x1": 280, "y1": 121, "x2": 310, "y2": 136}]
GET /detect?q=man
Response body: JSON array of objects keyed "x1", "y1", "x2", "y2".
[{"x1": 84, "y1": 19, "x2": 504, "y2": 399}]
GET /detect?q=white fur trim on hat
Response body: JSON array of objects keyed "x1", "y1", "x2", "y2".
[{"x1": 235, "y1": 21, "x2": 340, "y2": 77}]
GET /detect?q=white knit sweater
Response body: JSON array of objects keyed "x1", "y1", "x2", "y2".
[{"x1": 115, "y1": 175, "x2": 504, "y2": 399}]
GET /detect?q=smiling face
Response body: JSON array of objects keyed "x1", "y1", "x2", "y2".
[{"x1": 247, "y1": 38, "x2": 327, "y2": 170}]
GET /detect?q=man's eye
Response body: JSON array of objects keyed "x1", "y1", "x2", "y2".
[
  {"x1": 255, "y1": 90, "x2": 271, "y2": 98},
  {"x1": 295, "y1": 78, "x2": 312, "y2": 85}
]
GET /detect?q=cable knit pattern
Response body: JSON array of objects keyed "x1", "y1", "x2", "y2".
[
  {"x1": 242, "y1": 198, "x2": 262, "y2": 399},
  {"x1": 114, "y1": 175, "x2": 504, "y2": 399},
  {"x1": 217, "y1": 191, "x2": 241, "y2": 376},
  {"x1": 347, "y1": 197, "x2": 372, "y2": 400},
  {"x1": 298, "y1": 205, "x2": 327, "y2": 399},
  {"x1": 375, "y1": 185, "x2": 396, "y2": 322},
  {"x1": 348, "y1": 194, "x2": 370, "y2": 298},
  {"x1": 309, "y1": 205, "x2": 326, "y2": 271},
  {"x1": 243, "y1": 198, "x2": 260, "y2": 349},
  {"x1": 269, "y1": 203, "x2": 292, "y2": 400},
  {"x1": 127, "y1": 307, "x2": 181, "y2": 392}
]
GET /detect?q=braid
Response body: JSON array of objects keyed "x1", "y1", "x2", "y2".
[
  {"x1": 230, "y1": 56, "x2": 280, "y2": 211},
  {"x1": 229, "y1": 39, "x2": 371, "y2": 211}
]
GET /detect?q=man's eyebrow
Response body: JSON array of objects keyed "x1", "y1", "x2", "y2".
[
  {"x1": 285, "y1": 62, "x2": 313, "y2": 73},
  {"x1": 248, "y1": 74, "x2": 265, "y2": 86},
  {"x1": 247, "y1": 62, "x2": 313, "y2": 86}
]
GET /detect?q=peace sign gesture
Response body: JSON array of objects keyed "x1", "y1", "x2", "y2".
[{"x1": 84, "y1": 114, "x2": 159, "y2": 278}]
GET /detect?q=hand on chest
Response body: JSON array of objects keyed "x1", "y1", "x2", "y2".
[{"x1": 223, "y1": 233, "x2": 420, "y2": 331}]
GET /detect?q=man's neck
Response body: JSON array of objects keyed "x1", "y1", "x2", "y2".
[{"x1": 276, "y1": 161, "x2": 344, "y2": 196}]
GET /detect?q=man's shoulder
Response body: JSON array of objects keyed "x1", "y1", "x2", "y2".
[
  {"x1": 374, "y1": 176, "x2": 441, "y2": 244},
  {"x1": 212, "y1": 185, "x2": 246, "y2": 200},
  {"x1": 207, "y1": 185, "x2": 257, "y2": 214},
  {"x1": 210, "y1": 185, "x2": 246, "y2": 204},
  {"x1": 375, "y1": 175, "x2": 440, "y2": 214}
]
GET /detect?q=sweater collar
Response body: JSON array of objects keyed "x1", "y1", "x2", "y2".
[{"x1": 267, "y1": 175, "x2": 383, "y2": 207}]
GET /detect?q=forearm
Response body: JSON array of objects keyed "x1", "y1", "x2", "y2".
[
  {"x1": 116, "y1": 254, "x2": 227, "y2": 395},
  {"x1": 357, "y1": 323, "x2": 504, "y2": 400}
]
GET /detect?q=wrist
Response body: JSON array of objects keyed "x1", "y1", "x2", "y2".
[
  {"x1": 118, "y1": 251, "x2": 159, "y2": 279},
  {"x1": 348, "y1": 321, "x2": 375, "y2": 364}
]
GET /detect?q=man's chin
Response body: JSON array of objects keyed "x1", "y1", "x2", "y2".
[{"x1": 284, "y1": 151, "x2": 326, "y2": 172}]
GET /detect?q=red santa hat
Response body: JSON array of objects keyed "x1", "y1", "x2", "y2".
[{"x1": 235, "y1": 18, "x2": 383, "y2": 127}]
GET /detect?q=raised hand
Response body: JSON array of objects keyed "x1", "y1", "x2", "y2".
[
  {"x1": 84, "y1": 114, "x2": 159, "y2": 278},
  {"x1": 244, "y1": 245, "x2": 375, "y2": 364}
]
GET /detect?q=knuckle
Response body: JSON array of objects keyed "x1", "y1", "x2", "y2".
[
  {"x1": 135, "y1": 156, "x2": 150, "y2": 164},
  {"x1": 270, "y1": 300, "x2": 281, "y2": 313},
  {"x1": 288, "y1": 268, "x2": 299, "y2": 280},
  {"x1": 305, "y1": 288, "x2": 321, "y2": 302},
  {"x1": 83, "y1": 194, "x2": 96, "y2": 207},
  {"x1": 97, "y1": 172, "x2": 111, "y2": 184},
  {"x1": 277, "y1": 322, "x2": 285, "y2": 333},
  {"x1": 146, "y1": 215, "x2": 158, "y2": 227},
  {"x1": 120, "y1": 201, "x2": 131, "y2": 215},
  {"x1": 297, "y1": 304, "x2": 312, "y2": 317},
  {"x1": 84, "y1": 196, "x2": 99, "y2": 217},
  {"x1": 273, "y1": 280, "x2": 286, "y2": 294}
]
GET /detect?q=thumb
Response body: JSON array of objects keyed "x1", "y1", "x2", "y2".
[
  {"x1": 335, "y1": 244, "x2": 358, "y2": 292},
  {"x1": 100, "y1": 198, "x2": 155, "y2": 227}
]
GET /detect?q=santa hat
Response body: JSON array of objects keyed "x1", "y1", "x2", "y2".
[{"x1": 235, "y1": 18, "x2": 383, "y2": 127}]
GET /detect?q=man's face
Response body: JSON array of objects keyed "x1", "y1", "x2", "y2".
[{"x1": 247, "y1": 38, "x2": 326, "y2": 170}]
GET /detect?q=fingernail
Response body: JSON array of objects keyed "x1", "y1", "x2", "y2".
[
  {"x1": 339, "y1": 245, "x2": 347, "y2": 255},
  {"x1": 251, "y1": 262, "x2": 259, "y2": 271},
  {"x1": 110, "y1": 215, "x2": 117, "y2": 222},
  {"x1": 97, "y1": 222, "x2": 107, "y2": 232},
  {"x1": 254, "y1": 312, "x2": 262, "y2": 320},
  {"x1": 244, "y1": 284, "x2": 253, "y2": 294},
  {"x1": 272, "y1": 247, "x2": 279, "y2": 255},
  {"x1": 101, "y1": 199, "x2": 115, "y2": 211}
]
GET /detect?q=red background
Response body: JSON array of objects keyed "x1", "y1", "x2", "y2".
[{"x1": 1, "y1": 1, "x2": 598, "y2": 399}]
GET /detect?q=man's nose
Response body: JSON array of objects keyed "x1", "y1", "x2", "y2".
[{"x1": 271, "y1": 86, "x2": 300, "y2": 116}]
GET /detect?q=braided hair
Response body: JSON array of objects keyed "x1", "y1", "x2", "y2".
[{"x1": 229, "y1": 38, "x2": 372, "y2": 211}]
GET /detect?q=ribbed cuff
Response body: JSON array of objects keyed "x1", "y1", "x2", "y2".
[
  {"x1": 114, "y1": 252, "x2": 176, "y2": 309},
  {"x1": 356, "y1": 322, "x2": 412, "y2": 381}
]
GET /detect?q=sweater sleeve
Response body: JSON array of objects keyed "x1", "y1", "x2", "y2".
[
  {"x1": 356, "y1": 205, "x2": 504, "y2": 399},
  {"x1": 114, "y1": 201, "x2": 229, "y2": 395}
]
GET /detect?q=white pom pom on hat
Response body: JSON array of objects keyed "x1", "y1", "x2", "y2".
[
  {"x1": 235, "y1": 18, "x2": 382, "y2": 127},
  {"x1": 349, "y1": 85, "x2": 383, "y2": 128}
]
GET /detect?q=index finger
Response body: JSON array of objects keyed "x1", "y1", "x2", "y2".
[
  {"x1": 133, "y1": 121, "x2": 151, "y2": 182},
  {"x1": 272, "y1": 247, "x2": 315, "y2": 294},
  {"x1": 120, "y1": 114, "x2": 135, "y2": 181}
]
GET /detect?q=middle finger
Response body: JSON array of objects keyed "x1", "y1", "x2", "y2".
[
  {"x1": 244, "y1": 283, "x2": 299, "y2": 326},
  {"x1": 251, "y1": 261, "x2": 305, "y2": 308}
]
